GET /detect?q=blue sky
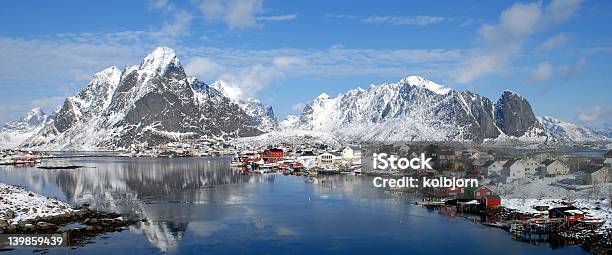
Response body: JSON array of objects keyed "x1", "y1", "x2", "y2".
[{"x1": 0, "y1": 0, "x2": 611, "y2": 128}]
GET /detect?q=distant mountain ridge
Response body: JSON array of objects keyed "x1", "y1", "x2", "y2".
[
  {"x1": 283, "y1": 76, "x2": 552, "y2": 143},
  {"x1": 538, "y1": 116, "x2": 611, "y2": 142},
  {"x1": 0, "y1": 108, "x2": 48, "y2": 149},
  {"x1": 0, "y1": 48, "x2": 609, "y2": 150}
]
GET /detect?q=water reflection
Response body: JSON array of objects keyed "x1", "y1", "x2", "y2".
[{"x1": 0, "y1": 157, "x2": 589, "y2": 255}]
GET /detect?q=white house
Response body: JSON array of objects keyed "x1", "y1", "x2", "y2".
[
  {"x1": 518, "y1": 158, "x2": 540, "y2": 175},
  {"x1": 318, "y1": 152, "x2": 342, "y2": 166},
  {"x1": 483, "y1": 160, "x2": 507, "y2": 176},
  {"x1": 585, "y1": 167, "x2": 611, "y2": 185},
  {"x1": 341, "y1": 147, "x2": 354, "y2": 161},
  {"x1": 502, "y1": 159, "x2": 526, "y2": 183},
  {"x1": 541, "y1": 159, "x2": 569, "y2": 175}
]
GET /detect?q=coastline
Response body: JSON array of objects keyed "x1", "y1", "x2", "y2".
[{"x1": 0, "y1": 182, "x2": 139, "y2": 247}]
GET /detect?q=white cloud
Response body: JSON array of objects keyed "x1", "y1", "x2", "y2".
[
  {"x1": 362, "y1": 15, "x2": 445, "y2": 26},
  {"x1": 257, "y1": 14, "x2": 297, "y2": 22},
  {"x1": 199, "y1": 0, "x2": 263, "y2": 29},
  {"x1": 0, "y1": 36, "x2": 146, "y2": 83},
  {"x1": 146, "y1": 0, "x2": 193, "y2": 44},
  {"x1": 454, "y1": 0, "x2": 581, "y2": 83},
  {"x1": 539, "y1": 33, "x2": 570, "y2": 50},
  {"x1": 184, "y1": 57, "x2": 225, "y2": 82},
  {"x1": 148, "y1": 0, "x2": 175, "y2": 12},
  {"x1": 31, "y1": 96, "x2": 66, "y2": 113},
  {"x1": 559, "y1": 57, "x2": 587, "y2": 80},
  {"x1": 528, "y1": 57, "x2": 586, "y2": 82},
  {"x1": 530, "y1": 62, "x2": 554, "y2": 81},
  {"x1": 216, "y1": 64, "x2": 284, "y2": 99},
  {"x1": 576, "y1": 105, "x2": 612, "y2": 129},
  {"x1": 290, "y1": 102, "x2": 306, "y2": 111}
]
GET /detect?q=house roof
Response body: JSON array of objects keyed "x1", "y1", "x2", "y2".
[
  {"x1": 503, "y1": 159, "x2": 518, "y2": 167},
  {"x1": 481, "y1": 160, "x2": 495, "y2": 168},
  {"x1": 301, "y1": 151, "x2": 315, "y2": 156},
  {"x1": 484, "y1": 194, "x2": 501, "y2": 199},
  {"x1": 550, "y1": 206, "x2": 584, "y2": 215},
  {"x1": 541, "y1": 159, "x2": 556, "y2": 166}
]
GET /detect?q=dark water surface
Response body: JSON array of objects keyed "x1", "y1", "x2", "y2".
[{"x1": 0, "y1": 157, "x2": 589, "y2": 254}]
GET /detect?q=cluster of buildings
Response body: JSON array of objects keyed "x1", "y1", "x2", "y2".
[
  {"x1": 232, "y1": 143, "x2": 362, "y2": 174},
  {"x1": 0, "y1": 149, "x2": 46, "y2": 165}
]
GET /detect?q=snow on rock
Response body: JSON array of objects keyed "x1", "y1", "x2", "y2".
[
  {"x1": 400, "y1": 76, "x2": 451, "y2": 95},
  {"x1": 210, "y1": 81, "x2": 278, "y2": 132},
  {"x1": 539, "y1": 116, "x2": 611, "y2": 142},
  {"x1": 19, "y1": 47, "x2": 262, "y2": 150},
  {"x1": 284, "y1": 75, "x2": 548, "y2": 143},
  {"x1": 0, "y1": 108, "x2": 49, "y2": 149},
  {"x1": 0, "y1": 183, "x2": 74, "y2": 225},
  {"x1": 231, "y1": 129, "x2": 341, "y2": 147}
]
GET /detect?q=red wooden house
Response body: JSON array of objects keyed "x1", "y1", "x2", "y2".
[
  {"x1": 483, "y1": 194, "x2": 501, "y2": 207},
  {"x1": 263, "y1": 148, "x2": 284, "y2": 163},
  {"x1": 548, "y1": 206, "x2": 585, "y2": 222},
  {"x1": 464, "y1": 186, "x2": 493, "y2": 199}
]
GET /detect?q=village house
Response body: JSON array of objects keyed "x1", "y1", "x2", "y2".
[
  {"x1": 584, "y1": 167, "x2": 611, "y2": 185},
  {"x1": 463, "y1": 186, "x2": 494, "y2": 199},
  {"x1": 518, "y1": 158, "x2": 540, "y2": 175},
  {"x1": 263, "y1": 148, "x2": 284, "y2": 163},
  {"x1": 341, "y1": 147, "x2": 356, "y2": 164},
  {"x1": 541, "y1": 159, "x2": 569, "y2": 175},
  {"x1": 549, "y1": 206, "x2": 585, "y2": 223},
  {"x1": 483, "y1": 194, "x2": 501, "y2": 208},
  {"x1": 482, "y1": 160, "x2": 506, "y2": 176},
  {"x1": 317, "y1": 151, "x2": 343, "y2": 166},
  {"x1": 502, "y1": 159, "x2": 525, "y2": 183}
]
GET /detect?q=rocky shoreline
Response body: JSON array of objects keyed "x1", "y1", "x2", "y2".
[
  {"x1": 486, "y1": 206, "x2": 611, "y2": 255},
  {"x1": 0, "y1": 183, "x2": 140, "y2": 248}
]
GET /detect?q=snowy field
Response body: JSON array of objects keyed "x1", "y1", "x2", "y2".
[
  {"x1": 0, "y1": 183, "x2": 74, "y2": 225},
  {"x1": 231, "y1": 129, "x2": 342, "y2": 147}
]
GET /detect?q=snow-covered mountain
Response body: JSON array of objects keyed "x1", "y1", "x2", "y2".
[
  {"x1": 284, "y1": 76, "x2": 551, "y2": 143},
  {"x1": 210, "y1": 81, "x2": 277, "y2": 132},
  {"x1": 538, "y1": 116, "x2": 611, "y2": 142},
  {"x1": 19, "y1": 47, "x2": 263, "y2": 150},
  {"x1": 0, "y1": 108, "x2": 49, "y2": 149}
]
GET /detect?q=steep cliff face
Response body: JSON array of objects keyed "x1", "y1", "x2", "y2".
[
  {"x1": 21, "y1": 47, "x2": 262, "y2": 150},
  {"x1": 494, "y1": 91, "x2": 544, "y2": 137}
]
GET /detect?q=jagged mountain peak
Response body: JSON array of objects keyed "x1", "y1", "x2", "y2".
[
  {"x1": 286, "y1": 75, "x2": 550, "y2": 143},
  {"x1": 317, "y1": 93, "x2": 331, "y2": 100},
  {"x1": 136, "y1": 47, "x2": 183, "y2": 84},
  {"x1": 538, "y1": 116, "x2": 610, "y2": 142},
  {"x1": 21, "y1": 107, "x2": 46, "y2": 124},
  {"x1": 399, "y1": 75, "x2": 452, "y2": 95},
  {"x1": 0, "y1": 108, "x2": 49, "y2": 149},
  {"x1": 18, "y1": 47, "x2": 263, "y2": 150}
]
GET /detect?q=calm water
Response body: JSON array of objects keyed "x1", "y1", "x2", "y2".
[{"x1": 0, "y1": 157, "x2": 589, "y2": 254}]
